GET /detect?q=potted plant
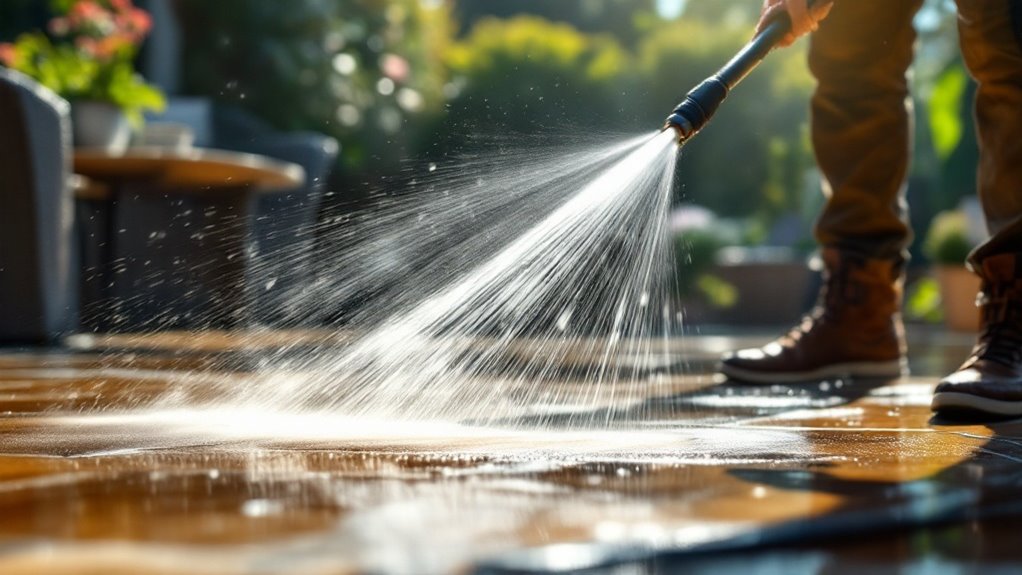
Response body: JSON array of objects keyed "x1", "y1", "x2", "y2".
[
  {"x1": 673, "y1": 221, "x2": 740, "y2": 327},
  {"x1": 0, "y1": 0, "x2": 165, "y2": 153},
  {"x1": 923, "y1": 209, "x2": 981, "y2": 332}
]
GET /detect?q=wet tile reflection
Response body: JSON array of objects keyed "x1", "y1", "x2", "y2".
[{"x1": 0, "y1": 333, "x2": 1019, "y2": 573}]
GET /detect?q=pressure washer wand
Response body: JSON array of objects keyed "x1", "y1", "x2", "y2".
[{"x1": 664, "y1": 0, "x2": 830, "y2": 143}]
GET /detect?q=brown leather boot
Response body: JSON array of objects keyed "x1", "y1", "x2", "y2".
[
  {"x1": 719, "y1": 248, "x2": 907, "y2": 383},
  {"x1": 932, "y1": 254, "x2": 1022, "y2": 417}
]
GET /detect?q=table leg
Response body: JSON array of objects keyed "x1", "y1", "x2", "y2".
[
  {"x1": 198, "y1": 189, "x2": 253, "y2": 329},
  {"x1": 104, "y1": 186, "x2": 254, "y2": 331},
  {"x1": 75, "y1": 194, "x2": 114, "y2": 332}
]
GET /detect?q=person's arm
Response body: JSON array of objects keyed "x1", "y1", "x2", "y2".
[{"x1": 757, "y1": 0, "x2": 834, "y2": 47}]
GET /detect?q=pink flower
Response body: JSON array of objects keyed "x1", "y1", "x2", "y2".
[
  {"x1": 0, "y1": 43, "x2": 15, "y2": 67},
  {"x1": 48, "y1": 17, "x2": 71, "y2": 36},
  {"x1": 75, "y1": 33, "x2": 130, "y2": 59},
  {"x1": 95, "y1": 35, "x2": 129, "y2": 58},
  {"x1": 65, "y1": 1, "x2": 120, "y2": 40},
  {"x1": 74, "y1": 36, "x2": 99, "y2": 56},
  {"x1": 108, "y1": 0, "x2": 150, "y2": 32},
  {"x1": 116, "y1": 7, "x2": 151, "y2": 39},
  {"x1": 68, "y1": 1, "x2": 108, "y2": 26},
  {"x1": 380, "y1": 53, "x2": 410, "y2": 82}
]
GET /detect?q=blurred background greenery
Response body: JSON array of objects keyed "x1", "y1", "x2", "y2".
[{"x1": 0, "y1": 0, "x2": 978, "y2": 265}]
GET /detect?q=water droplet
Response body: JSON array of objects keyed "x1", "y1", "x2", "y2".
[
  {"x1": 556, "y1": 310, "x2": 572, "y2": 332},
  {"x1": 241, "y1": 499, "x2": 283, "y2": 517},
  {"x1": 376, "y1": 77, "x2": 395, "y2": 96},
  {"x1": 332, "y1": 53, "x2": 357, "y2": 75}
]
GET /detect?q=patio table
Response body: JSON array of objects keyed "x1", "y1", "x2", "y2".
[
  {"x1": 73, "y1": 147, "x2": 305, "y2": 331},
  {"x1": 74, "y1": 147, "x2": 303, "y2": 192}
]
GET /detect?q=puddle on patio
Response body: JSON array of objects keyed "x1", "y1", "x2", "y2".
[{"x1": 0, "y1": 334, "x2": 1020, "y2": 574}]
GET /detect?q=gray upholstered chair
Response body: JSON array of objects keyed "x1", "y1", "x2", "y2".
[
  {"x1": 141, "y1": 1, "x2": 341, "y2": 327},
  {"x1": 212, "y1": 105, "x2": 339, "y2": 326},
  {"x1": 0, "y1": 68, "x2": 79, "y2": 342}
]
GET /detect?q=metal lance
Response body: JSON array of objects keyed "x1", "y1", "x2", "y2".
[{"x1": 664, "y1": 0, "x2": 832, "y2": 143}]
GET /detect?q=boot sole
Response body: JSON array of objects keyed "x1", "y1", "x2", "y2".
[
  {"x1": 720, "y1": 360, "x2": 906, "y2": 384},
  {"x1": 931, "y1": 392, "x2": 1022, "y2": 418}
]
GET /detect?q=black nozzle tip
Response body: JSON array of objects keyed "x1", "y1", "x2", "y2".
[
  {"x1": 664, "y1": 113, "x2": 695, "y2": 144},
  {"x1": 664, "y1": 76, "x2": 730, "y2": 145}
]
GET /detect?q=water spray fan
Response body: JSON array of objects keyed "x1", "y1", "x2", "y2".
[{"x1": 664, "y1": 0, "x2": 832, "y2": 143}]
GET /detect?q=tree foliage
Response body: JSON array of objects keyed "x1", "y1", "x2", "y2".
[
  {"x1": 442, "y1": 16, "x2": 627, "y2": 135},
  {"x1": 923, "y1": 209, "x2": 975, "y2": 265},
  {"x1": 454, "y1": 0, "x2": 657, "y2": 47},
  {"x1": 433, "y1": 13, "x2": 815, "y2": 242},
  {"x1": 176, "y1": 0, "x2": 451, "y2": 174},
  {"x1": 0, "y1": 0, "x2": 977, "y2": 253}
]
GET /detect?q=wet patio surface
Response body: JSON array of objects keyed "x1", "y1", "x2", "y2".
[{"x1": 0, "y1": 329, "x2": 1020, "y2": 574}]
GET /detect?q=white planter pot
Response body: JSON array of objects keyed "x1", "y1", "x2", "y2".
[{"x1": 71, "y1": 101, "x2": 131, "y2": 154}]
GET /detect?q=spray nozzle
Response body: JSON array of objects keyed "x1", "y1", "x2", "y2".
[
  {"x1": 663, "y1": 77, "x2": 729, "y2": 144},
  {"x1": 661, "y1": 1, "x2": 810, "y2": 145}
]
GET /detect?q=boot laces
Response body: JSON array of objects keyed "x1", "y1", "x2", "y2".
[
  {"x1": 974, "y1": 289, "x2": 1022, "y2": 367},
  {"x1": 782, "y1": 261, "x2": 859, "y2": 343},
  {"x1": 819, "y1": 259, "x2": 863, "y2": 322}
]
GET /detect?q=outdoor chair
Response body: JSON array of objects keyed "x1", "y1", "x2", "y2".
[
  {"x1": 139, "y1": 1, "x2": 341, "y2": 326},
  {"x1": 0, "y1": 68, "x2": 79, "y2": 342},
  {"x1": 214, "y1": 105, "x2": 340, "y2": 326}
]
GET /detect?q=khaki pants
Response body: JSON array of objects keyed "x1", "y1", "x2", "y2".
[{"x1": 809, "y1": 0, "x2": 1022, "y2": 266}]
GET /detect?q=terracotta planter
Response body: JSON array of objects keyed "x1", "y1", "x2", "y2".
[
  {"x1": 935, "y1": 265, "x2": 982, "y2": 332},
  {"x1": 71, "y1": 100, "x2": 131, "y2": 154}
]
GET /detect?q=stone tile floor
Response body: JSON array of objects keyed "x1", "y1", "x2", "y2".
[{"x1": 0, "y1": 327, "x2": 1018, "y2": 574}]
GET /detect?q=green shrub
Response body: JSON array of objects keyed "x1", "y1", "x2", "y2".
[
  {"x1": 636, "y1": 19, "x2": 814, "y2": 223},
  {"x1": 177, "y1": 0, "x2": 450, "y2": 175},
  {"x1": 923, "y1": 210, "x2": 975, "y2": 265},
  {"x1": 674, "y1": 228, "x2": 723, "y2": 291},
  {"x1": 442, "y1": 16, "x2": 628, "y2": 134},
  {"x1": 0, "y1": 0, "x2": 164, "y2": 124},
  {"x1": 454, "y1": 0, "x2": 657, "y2": 48},
  {"x1": 674, "y1": 228, "x2": 742, "y2": 307}
]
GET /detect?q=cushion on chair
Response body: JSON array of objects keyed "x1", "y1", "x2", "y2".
[{"x1": 0, "y1": 68, "x2": 77, "y2": 341}]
